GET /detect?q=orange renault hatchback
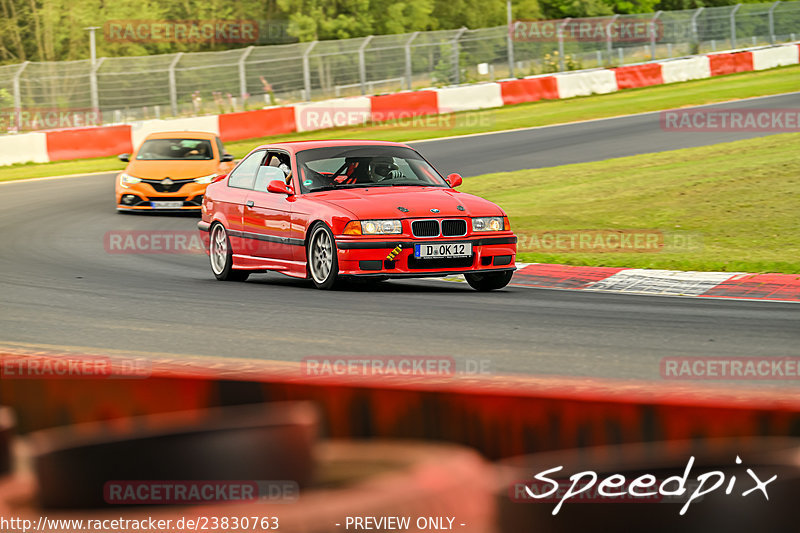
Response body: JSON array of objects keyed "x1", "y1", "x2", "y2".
[{"x1": 115, "y1": 131, "x2": 236, "y2": 212}]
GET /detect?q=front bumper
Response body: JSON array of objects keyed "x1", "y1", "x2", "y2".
[
  {"x1": 335, "y1": 235, "x2": 517, "y2": 277},
  {"x1": 116, "y1": 182, "x2": 206, "y2": 211}
]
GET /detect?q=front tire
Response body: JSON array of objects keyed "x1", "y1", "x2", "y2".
[
  {"x1": 209, "y1": 223, "x2": 249, "y2": 281},
  {"x1": 465, "y1": 270, "x2": 513, "y2": 291},
  {"x1": 307, "y1": 223, "x2": 339, "y2": 290}
]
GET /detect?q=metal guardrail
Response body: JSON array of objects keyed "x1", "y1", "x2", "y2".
[{"x1": 0, "y1": 1, "x2": 798, "y2": 125}]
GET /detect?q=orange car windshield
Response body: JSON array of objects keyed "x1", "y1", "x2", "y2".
[{"x1": 136, "y1": 138, "x2": 214, "y2": 161}]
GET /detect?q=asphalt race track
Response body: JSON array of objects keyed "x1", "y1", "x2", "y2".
[{"x1": 1, "y1": 94, "x2": 798, "y2": 383}]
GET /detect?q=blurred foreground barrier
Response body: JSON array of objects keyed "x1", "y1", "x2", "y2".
[
  {"x1": 496, "y1": 437, "x2": 800, "y2": 533},
  {"x1": 0, "y1": 406, "x2": 14, "y2": 475},
  {"x1": 1, "y1": 350, "x2": 800, "y2": 460},
  {"x1": 0, "y1": 440, "x2": 494, "y2": 533},
  {"x1": 29, "y1": 402, "x2": 318, "y2": 508}
]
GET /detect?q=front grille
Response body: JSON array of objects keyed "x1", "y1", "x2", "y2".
[
  {"x1": 142, "y1": 178, "x2": 193, "y2": 193},
  {"x1": 441, "y1": 219, "x2": 467, "y2": 237},
  {"x1": 411, "y1": 220, "x2": 439, "y2": 238},
  {"x1": 408, "y1": 255, "x2": 474, "y2": 270}
]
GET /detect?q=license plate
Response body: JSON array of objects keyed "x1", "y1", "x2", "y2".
[
  {"x1": 414, "y1": 242, "x2": 472, "y2": 258},
  {"x1": 151, "y1": 201, "x2": 183, "y2": 209}
]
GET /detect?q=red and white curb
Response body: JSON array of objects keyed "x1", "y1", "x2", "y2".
[{"x1": 445, "y1": 263, "x2": 800, "y2": 302}]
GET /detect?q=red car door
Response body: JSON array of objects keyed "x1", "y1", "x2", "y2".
[
  {"x1": 219, "y1": 149, "x2": 267, "y2": 256},
  {"x1": 242, "y1": 163, "x2": 295, "y2": 262}
]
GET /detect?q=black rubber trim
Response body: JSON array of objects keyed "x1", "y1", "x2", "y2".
[
  {"x1": 336, "y1": 236, "x2": 516, "y2": 250},
  {"x1": 493, "y1": 254, "x2": 513, "y2": 266},
  {"x1": 197, "y1": 221, "x2": 211, "y2": 232},
  {"x1": 359, "y1": 260, "x2": 383, "y2": 271},
  {"x1": 341, "y1": 267, "x2": 516, "y2": 279},
  {"x1": 228, "y1": 229, "x2": 305, "y2": 247}
]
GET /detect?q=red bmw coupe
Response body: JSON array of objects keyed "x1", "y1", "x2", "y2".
[{"x1": 198, "y1": 140, "x2": 517, "y2": 290}]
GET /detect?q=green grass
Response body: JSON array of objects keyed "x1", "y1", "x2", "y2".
[
  {"x1": 461, "y1": 133, "x2": 800, "y2": 274},
  {"x1": 1, "y1": 64, "x2": 798, "y2": 183}
]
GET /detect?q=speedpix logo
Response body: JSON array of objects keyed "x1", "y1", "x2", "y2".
[{"x1": 517, "y1": 456, "x2": 777, "y2": 515}]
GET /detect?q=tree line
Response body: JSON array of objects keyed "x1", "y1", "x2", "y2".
[{"x1": 0, "y1": 0, "x2": 768, "y2": 64}]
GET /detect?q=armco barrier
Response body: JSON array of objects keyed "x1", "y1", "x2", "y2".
[
  {"x1": 46, "y1": 125, "x2": 132, "y2": 162},
  {"x1": 554, "y1": 69, "x2": 617, "y2": 98},
  {"x1": 752, "y1": 43, "x2": 800, "y2": 70},
  {"x1": 1, "y1": 351, "x2": 800, "y2": 460},
  {"x1": 708, "y1": 51, "x2": 754, "y2": 75},
  {"x1": 0, "y1": 132, "x2": 48, "y2": 165},
  {"x1": 1, "y1": 42, "x2": 797, "y2": 166},
  {"x1": 218, "y1": 107, "x2": 296, "y2": 142},
  {"x1": 660, "y1": 56, "x2": 712, "y2": 84},
  {"x1": 436, "y1": 83, "x2": 504, "y2": 112},
  {"x1": 131, "y1": 115, "x2": 220, "y2": 147},
  {"x1": 369, "y1": 90, "x2": 438, "y2": 121},
  {"x1": 614, "y1": 62, "x2": 664, "y2": 89},
  {"x1": 293, "y1": 96, "x2": 371, "y2": 133},
  {"x1": 498, "y1": 76, "x2": 559, "y2": 105}
]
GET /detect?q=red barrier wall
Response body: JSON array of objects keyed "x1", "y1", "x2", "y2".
[
  {"x1": 614, "y1": 63, "x2": 664, "y2": 89},
  {"x1": 45, "y1": 125, "x2": 132, "y2": 161},
  {"x1": 708, "y1": 51, "x2": 755, "y2": 76},
  {"x1": 218, "y1": 107, "x2": 296, "y2": 142},
  {"x1": 499, "y1": 77, "x2": 559, "y2": 105},
  {"x1": 2, "y1": 352, "x2": 800, "y2": 459},
  {"x1": 370, "y1": 91, "x2": 438, "y2": 121}
]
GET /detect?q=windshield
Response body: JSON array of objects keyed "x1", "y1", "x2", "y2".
[
  {"x1": 295, "y1": 145, "x2": 448, "y2": 193},
  {"x1": 136, "y1": 138, "x2": 214, "y2": 160}
]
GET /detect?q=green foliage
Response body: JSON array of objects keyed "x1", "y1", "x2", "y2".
[
  {"x1": 0, "y1": 0, "x2": 784, "y2": 64},
  {"x1": 0, "y1": 88, "x2": 12, "y2": 107}
]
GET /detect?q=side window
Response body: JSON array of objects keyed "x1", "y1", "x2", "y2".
[
  {"x1": 254, "y1": 166, "x2": 290, "y2": 192},
  {"x1": 215, "y1": 137, "x2": 225, "y2": 159},
  {"x1": 227, "y1": 150, "x2": 266, "y2": 189}
]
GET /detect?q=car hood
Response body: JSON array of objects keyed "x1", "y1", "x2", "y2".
[
  {"x1": 125, "y1": 160, "x2": 219, "y2": 180},
  {"x1": 309, "y1": 186, "x2": 505, "y2": 219}
]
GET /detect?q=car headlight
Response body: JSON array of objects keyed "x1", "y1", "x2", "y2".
[
  {"x1": 472, "y1": 217, "x2": 504, "y2": 232},
  {"x1": 344, "y1": 220, "x2": 402, "y2": 236},
  {"x1": 120, "y1": 173, "x2": 141, "y2": 187},
  {"x1": 193, "y1": 174, "x2": 218, "y2": 184}
]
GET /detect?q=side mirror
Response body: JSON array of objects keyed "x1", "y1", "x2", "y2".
[
  {"x1": 221, "y1": 153, "x2": 234, "y2": 162},
  {"x1": 446, "y1": 173, "x2": 462, "y2": 188},
  {"x1": 267, "y1": 180, "x2": 293, "y2": 195},
  {"x1": 118, "y1": 153, "x2": 130, "y2": 162}
]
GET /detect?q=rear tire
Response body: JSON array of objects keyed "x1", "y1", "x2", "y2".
[
  {"x1": 307, "y1": 223, "x2": 339, "y2": 290},
  {"x1": 465, "y1": 270, "x2": 513, "y2": 291},
  {"x1": 209, "y1": 223, "x2": 249, "y2": 281}
]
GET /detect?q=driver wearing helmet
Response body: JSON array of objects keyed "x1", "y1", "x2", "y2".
[{"x1": 368, "y1": 156, "x2": 402, "y2": 182}]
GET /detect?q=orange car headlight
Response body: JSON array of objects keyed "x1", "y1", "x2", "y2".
[
  {"x1": 120, "y1": 173, "x2": 142, "y2": 188},
  {"x1": 193, "y1": 174, "x2": 218, "y2": 184}
]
